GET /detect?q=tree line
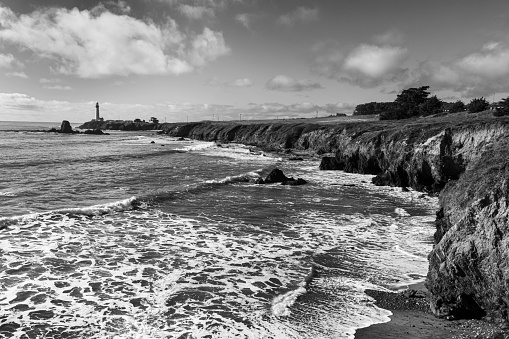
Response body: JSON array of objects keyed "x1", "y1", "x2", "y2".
[{"x1": 353, "y1": 86, "x2": 509, "y2": 119}]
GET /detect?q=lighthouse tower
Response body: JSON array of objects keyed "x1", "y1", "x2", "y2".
[{"x1": 95, "y1": 102, "x2": 100, "y2": 121}]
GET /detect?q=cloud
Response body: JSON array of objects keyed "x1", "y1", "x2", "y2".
[
  {"x1": 206, "y1": 77, "x2": 253, "y2": 87},
  {"x1": 266, "y1": 75, "x2": 323, "y2": 92},
  {"x1": 0, "y1": 5, "x2": 230, "y2": 78},
  {"x1": 230, "y1": 78, "x2": 253, "y2": 87},
  {"x1": 0, "y1": 93, "x2": 51, "y2": 112},
  {"x1": 278, "y1": 7, "x2": 318, "y2": 27},
  {"x1": 39, "y1": 78, "x2": 62, "y2": 84},
  {"x1": 344, "y1": 44, "x2": 408, "y2": 78},
  {"x1": 372, "y1": 29, "x2": 405, "y2": 45},
  {"x1": 178, "y1": 5, "x2": 215, "y2": 19},
  {"x1": 312, "y1": 42, "x2": 408, "y2": 88},
  {"x1": 188, "y1": 27, "x2": 231, "y2": 66},
  {"x1": 0, "y1": 53, "x2": 15, "y2": 68},
  {"x1": 456, "y1": 42, "x2": 509, "y2": 79},
  {"x1": 6, "y1": 71, "x2": 28, "y2": 78},
  {"x1": 235, "y1": 13, "x2": 252, "y2": 29},
  {"x1": 409, "y1": 41, "x2": 509, "y2": 97},
  {"x1": 44, "y1": 85, "x2": 73, "y2": 90}
]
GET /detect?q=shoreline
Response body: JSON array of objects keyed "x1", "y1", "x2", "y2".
[{"x1": 354, "y1": 282, "x2": 509, "y2": 339}]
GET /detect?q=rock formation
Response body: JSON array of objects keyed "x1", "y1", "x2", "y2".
[
  {"x1": 264, "y1": 168, "x2": 292, "y2": 184},
  {"x1": 60, "y1": 120, "x2": 73, "y2": 133}
]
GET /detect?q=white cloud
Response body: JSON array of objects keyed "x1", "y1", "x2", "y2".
[
  {"x1": 278, "y1": 7, "x2": 318, "y2": 27},
  {"x1": 178, "y1": 5, "x2": 215, "y2": 19},
  {"x1": 39, "y1": 78, "x2": 62, "y2": 84},
  {"x1": 0, "y1": 53, "x2": 14, "y2": 68},
  {"x1": 235, "y1": 13, "x2": 252, "y2": 29},
  {"x1": 456, "y1": 42, "x2": 509, "y2": 79},
  {"x1": 188, "y1": 28, "x2": 231, "y2": 66},
  {"x1": 0, "y1": 5, "x2": 230, "y2": 78},
  {"x1": 312, "y1": 42, "x2": 408, "y2": 88},
  {"x1": 206, "y1": 77, "x2": 253, "y2": 87},
  {"x1": 6, "y1": 71, "x2": 28, "y2": 78},
  {"x1": 344, "y1": 44, "x2": 408, "y2": 78},
  {"x1": 230, "y1": 78, "x2": 253, "y2": 87},
  {"x1": 44, "y1": 85, "x2": 73, "y2": 90},
  {"x1": 409, "y1": 41, "x2": 509, "y2": 97},
  {"x1": 266, "y1": 75, "x2": 323, "y2": 91}
]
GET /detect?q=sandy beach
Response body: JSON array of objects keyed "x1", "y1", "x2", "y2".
[{"x1": 355, "y1": 283, "x2": 509, "y2": 339}]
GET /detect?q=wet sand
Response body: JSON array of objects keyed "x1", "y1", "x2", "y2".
[{"x1": 354, "y1": 283, "x2": 509, "y2": 339}]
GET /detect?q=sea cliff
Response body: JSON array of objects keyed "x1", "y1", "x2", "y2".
[{"x1": 161, "y1": 112, "x2": 509, "y2": 323}]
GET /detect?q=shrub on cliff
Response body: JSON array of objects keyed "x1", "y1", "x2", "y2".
[
  {"x1": 467, "y1": 97, "x2": 489, "y2": 113},
  {"x1": 493, "y1": 97, "x2": 509, "y2": 116}
]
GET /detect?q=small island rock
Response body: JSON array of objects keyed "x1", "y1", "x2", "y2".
[{"x1": 60, "y1": 120, "x2": 73, "y2": 133}]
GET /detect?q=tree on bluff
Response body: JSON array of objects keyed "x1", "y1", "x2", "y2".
[
  {"x1": 448, "y1": 100, "x2": 466, "y2": 113},
  {"x1": 380, "y1": 86, "x2": 431, "y2": 120},
  {"x1": 419, "y1": 95, "x2": 444, "y2": 116},
  {"x1": 467, "y1": 97, "x2": 489, "y2": 113}
]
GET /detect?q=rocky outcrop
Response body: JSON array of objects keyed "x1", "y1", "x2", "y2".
[
  {"x1": 264, "y1": 168, "x2": 292, "y2": 184},
  {"x1": 84, "y1": 129, "x2": 109, "y2": 135},
  {"x1": 79, "y1": 120, "x2": 165, "y2": 131},
  {"x1": 257, "y1": 168, "x2": 308, "y2": 186},
  {"x1": 162, "y1": 114, "x2": 509, "y2": 323},
  {"x1": 60, "y1": 120, "x2": 73, "y2": 133},
  {"x1": 426, "y1": 134, "x2": 509, "y2": 320}
]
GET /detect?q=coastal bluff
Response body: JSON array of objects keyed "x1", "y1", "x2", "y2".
[{"x1": 161, "y1": 113, "x2": 509, "y2": 323}]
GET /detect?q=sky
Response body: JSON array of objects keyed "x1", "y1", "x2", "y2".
[{"x1": 1, "y1": 0, "x2": 509, "y2": 123}]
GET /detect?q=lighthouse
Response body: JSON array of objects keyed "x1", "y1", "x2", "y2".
[{"x1": 95, "y1": 102, "x2": 100, "y2": 121}]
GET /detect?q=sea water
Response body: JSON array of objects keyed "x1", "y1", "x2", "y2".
[{"x1": 0, "y1": 121, "x2": 437, "y2": 338}]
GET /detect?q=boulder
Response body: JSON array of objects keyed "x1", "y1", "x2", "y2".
[
  {"x1": 84, "y1": 129, "x2": 107, "y2": 135},
  {"x1": 60, "y1": 120, "x2": 73, "y2": 133},
  {"x1": 264, "y1": 168, "x2": 292, "y2": 184}
]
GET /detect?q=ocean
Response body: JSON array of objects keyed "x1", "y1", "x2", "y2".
[{"x1": 0, "y1": 121, "x2": 437, "y2": 339}]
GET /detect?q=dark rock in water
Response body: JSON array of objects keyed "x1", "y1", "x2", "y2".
[
  {"x1": 177, "y1": 137, "x2": 186, "y2": 141},
  {"x1": 150, "y1": 141, "x2": 155, "y2": 143},
  {"x1": 402, "y1": 186, "x2": 410, "y2": 192},
  {"x1": 60, "y1": 120, "x2": 73, "y2": 133},
  {"x1": 84, "y1": 129, "x2": 108, "y2": 135},
  {"x1": 282, "y1": 178, "x2": 307, "y2": 186},
  {"x1": 254, "y1": 178, "x2": 265, "y2": 184},
  {"x1": 288, "y1": 157, "x2": 304, "y2": 161},
  {"x1": 264, "y1": 168, "x2": 291, "y2": 184}
]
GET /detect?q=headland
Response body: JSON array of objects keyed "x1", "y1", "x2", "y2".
[{"x1": 154, "y1": 111, "x2": 509, "y2": 338}]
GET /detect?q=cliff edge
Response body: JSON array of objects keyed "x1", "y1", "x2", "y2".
[{"x1": 162, "y1": 112, "x2": 509, "y2": 323}]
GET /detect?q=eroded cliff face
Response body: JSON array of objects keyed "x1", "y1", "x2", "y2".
[
  {"x1": 427, "y1": 134, "x2": 509, "y2": 320},
  {"x1": 163, "y1": 116, "x2": 509, "y2": 321}
]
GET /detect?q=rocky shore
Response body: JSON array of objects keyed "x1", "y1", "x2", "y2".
[{"x1": 159, "y1": 112, "x2": 509, "y2": 332}]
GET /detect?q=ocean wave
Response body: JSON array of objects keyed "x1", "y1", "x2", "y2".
[
  {"x1": 394, "y1": 207, "x2": 411, "y2": 217},
  {"x1": 271, "y1": 265, "x2": 317, "y2": 317},
  {"x1": 205, "y1": 171, "x2": 262, "y2": 184},
  {"x1": 0, "y1": 191, "x2": 16, "y2": 197},
  {"x1": 0, "y1": 196, "x2": 139, "y2": 228}
]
